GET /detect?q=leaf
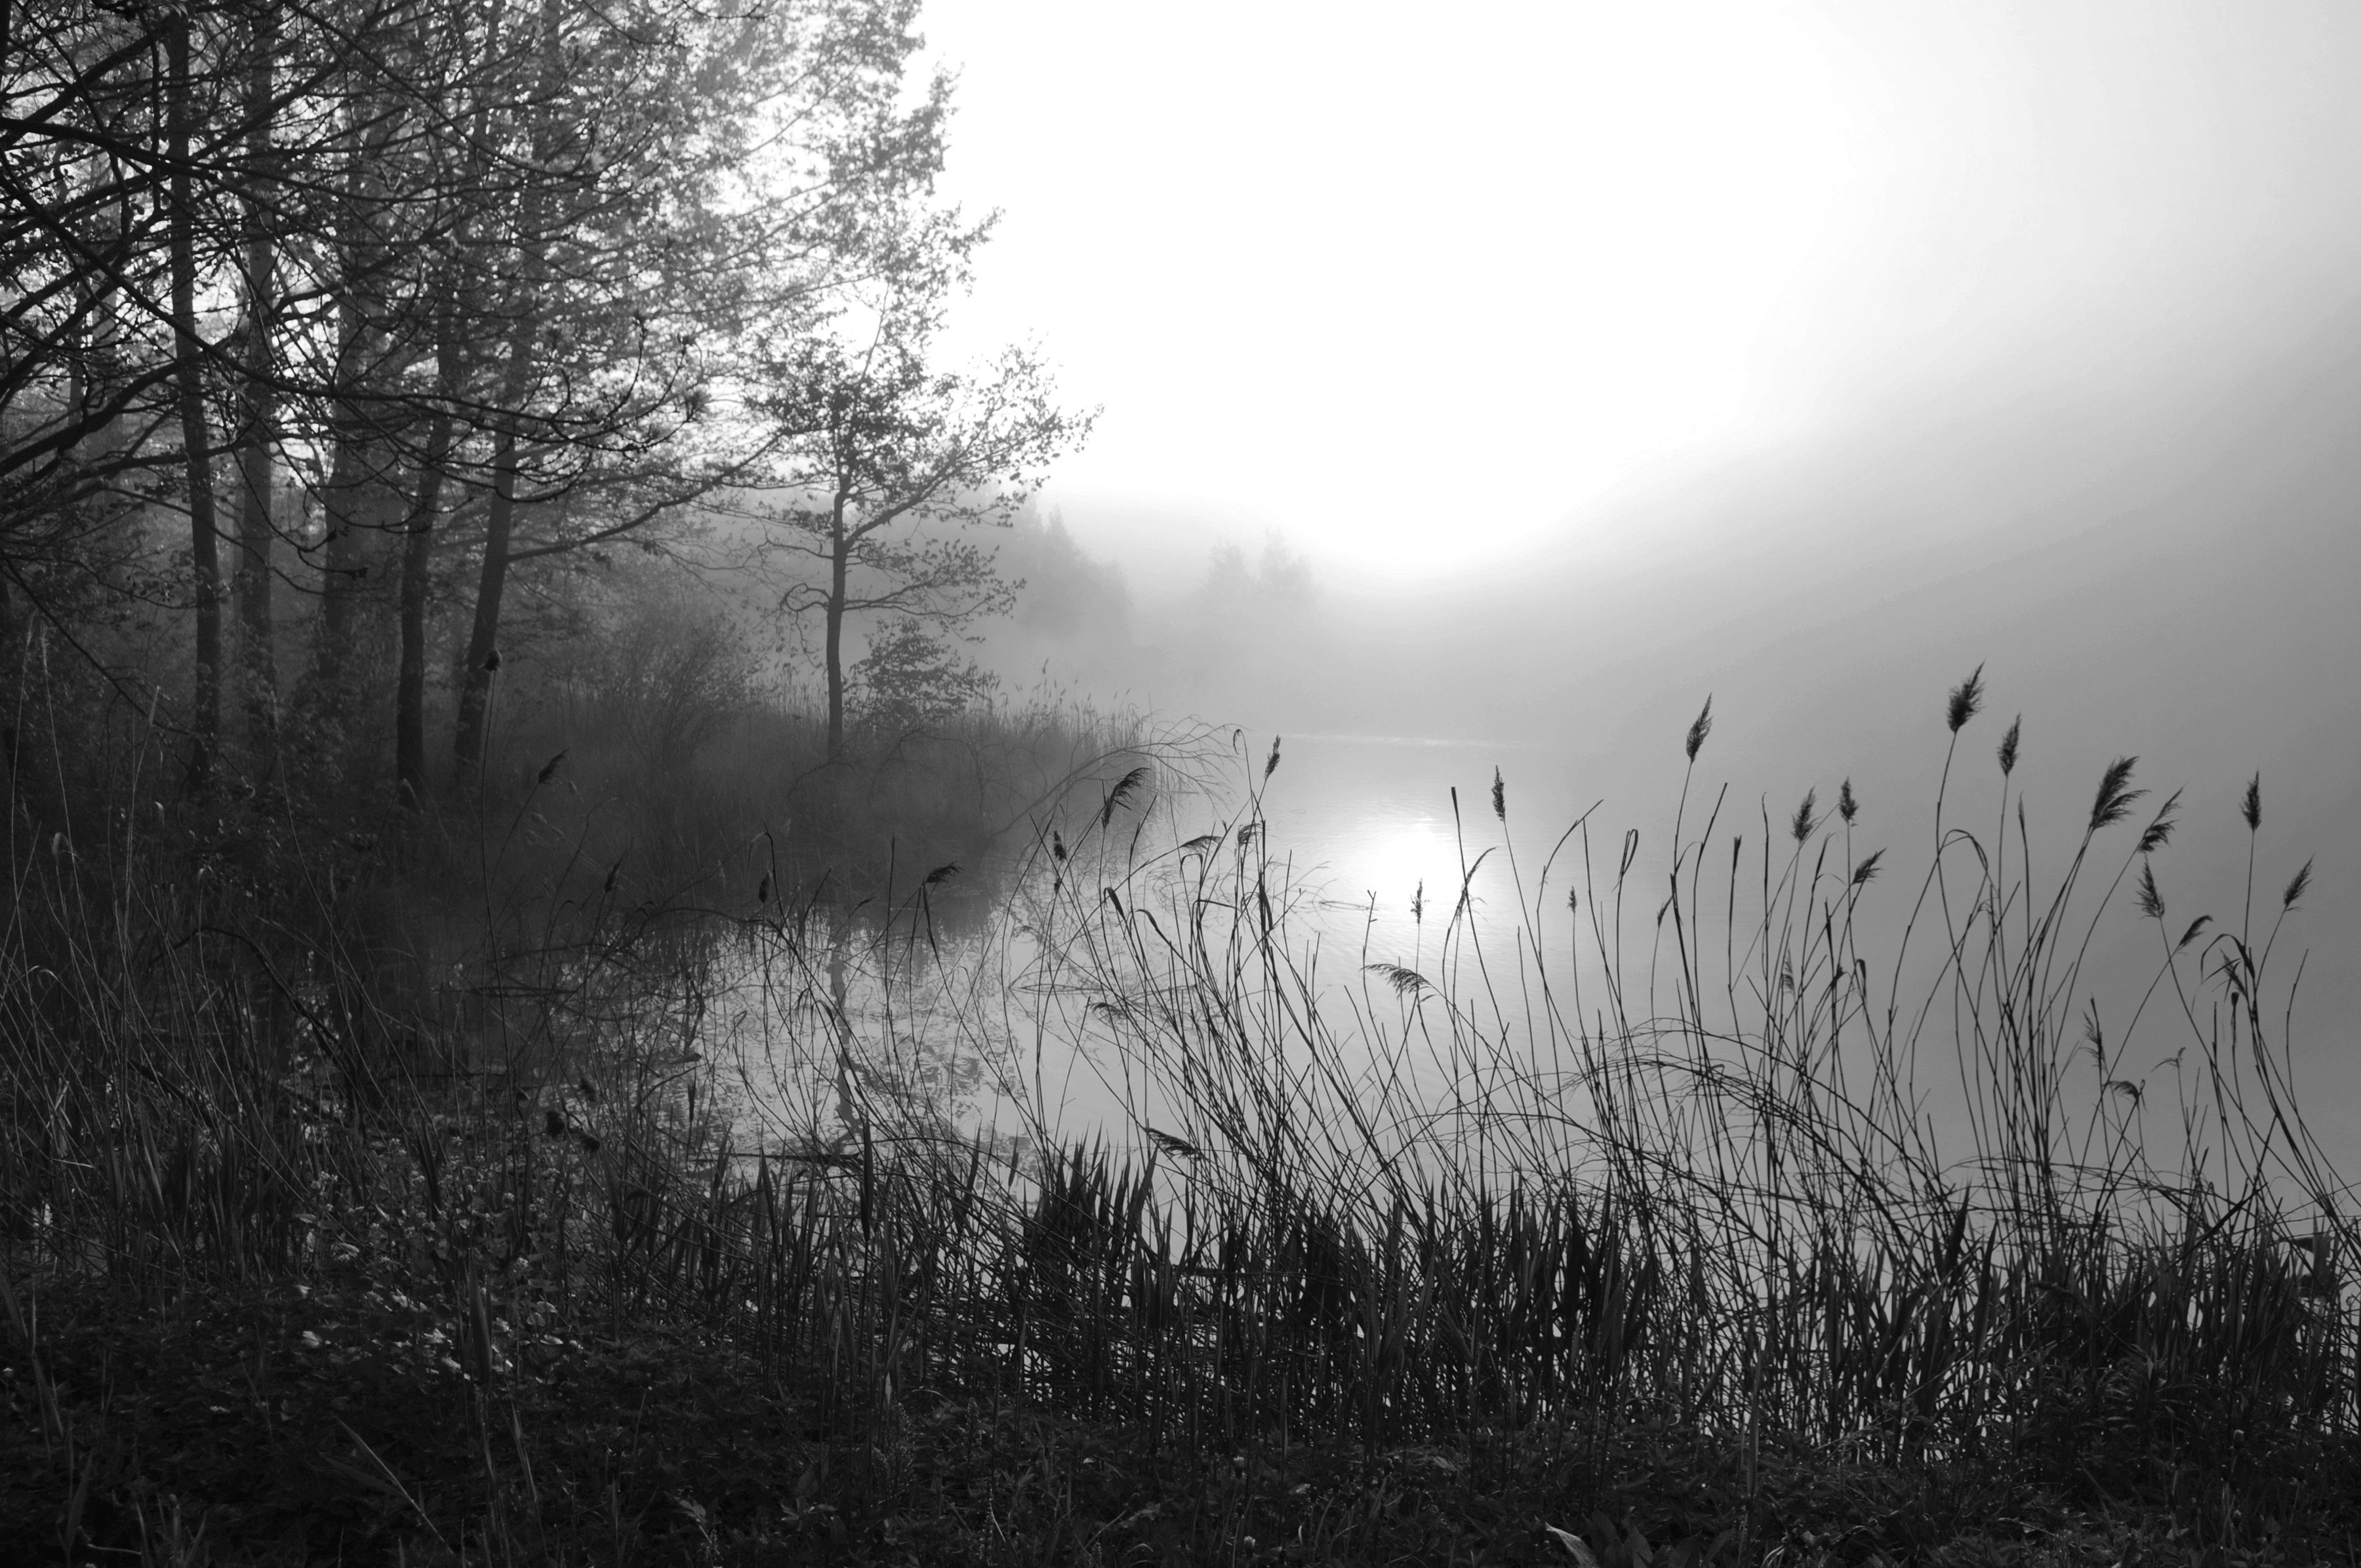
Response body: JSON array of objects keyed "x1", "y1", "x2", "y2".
[
  {"x1": 327, "y1": 1420, "x2": 445, "y2": 1543},
  {"x1": 1548, "y1": 1525, "x2": 1603, "y2": 1568}
]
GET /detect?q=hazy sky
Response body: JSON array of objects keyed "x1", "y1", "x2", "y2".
[{"x1": 922, "y1": 0, "x2": 2361, "y2": 581}]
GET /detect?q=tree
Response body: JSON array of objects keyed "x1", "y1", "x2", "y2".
[
  {"x1": 164, "y1": 9, "x2": 227, "y2": 782},
  {"x1": 849, "y1": 614, "x2": 998, "y2": 731},
  {"x1": 1, "y1": 3, "x2": 211, "y2": 757},
  {"x1": 230, "y1": 1, "x2": 281, "y2": 771},
  {"x1": 4, "y1": 1, "x2": 384, "y2": 786},
  {"x1": 3, "y1": 0, "x2": 1003, "y2": 811},
  {"x1": 436, "y1": 0, "x2": 970, "y2": 787},
  {"x1": 761, "y1": 310, "x2": 1089, "y2": 762}
]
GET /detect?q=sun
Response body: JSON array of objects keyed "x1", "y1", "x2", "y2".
[{"x1": 1327, "y1": 809, "x2": 1465, "y2": 927}]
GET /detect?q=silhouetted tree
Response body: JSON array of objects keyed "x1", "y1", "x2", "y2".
[
  {"x1": 761, "y1": 308, "x2": 1089, "y2": 761},
  {"x1": 2, "y1": 0, "x2": 1038, "y2": 813}
]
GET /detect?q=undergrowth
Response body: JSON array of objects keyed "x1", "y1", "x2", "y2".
[{"x1": 1, "y1": 670, "x2": 2353, "y2": 1566}]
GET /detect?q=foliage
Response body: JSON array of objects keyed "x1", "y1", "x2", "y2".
[
  {"x1": 551, "y1": 566, "x2": 759, "y2": 776},
  {"x1": 1, "y1": 0, "x2": 976, "y2": 800},
  {"x1": 848, "y1": 615, "x2": 999, "y2": 731},
  {"x1": 755, "y1": 296, "x2": 1091, "y2": 758}
]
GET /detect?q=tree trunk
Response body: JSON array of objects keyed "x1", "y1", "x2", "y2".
[
  {"x1": 825, "y1": 490, "x2": 849, "y2": 761},
  {"x1": 234, "y1": 3, "x2": 279, "y2": 776},
  {"x1": 315, "y1": 291, "x2": 374, "y2": 693},
  {"x1": 451, "y1": 418, "x2": 523, "y2": 784},
  {"x1": 315, "y1": 102, "x2": 402, "y2": 700},
  {"x1": 167, "y1": 14, "x2": 221, "y2": 792},
  {"x1": 394, "y1": 320, "x2": 458, "y2": 811},
  {"x1": 451, "y1": 0, "x2": 561, "y2": 784}
]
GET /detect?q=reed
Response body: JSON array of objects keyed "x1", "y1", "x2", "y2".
[{"x1": 1, "y1": 673, "x2": 2350, "y2": 1563}]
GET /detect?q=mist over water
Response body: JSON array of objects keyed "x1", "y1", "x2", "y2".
[{"x1": 976, "y1": 295, "x2": 2361, "y2": 1178}]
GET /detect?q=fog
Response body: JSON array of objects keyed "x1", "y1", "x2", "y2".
[
  {"x1": 16, "y1": 0, "x2": 2358, "y2": 1537},
  {"x1": 926, "y1": 0, "x2": 2361, "y2": 559},
  {"x1": 967, "y1": 256, "x2": 2361, "y2": 1164}
]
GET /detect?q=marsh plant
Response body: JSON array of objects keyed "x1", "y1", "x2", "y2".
[{"x1": 1, "y1": 672, "x2": 2351, "y2": 1564}]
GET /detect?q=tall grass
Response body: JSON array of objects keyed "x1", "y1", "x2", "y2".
[
  {"x1": 2, "y1": 670, "x2": 2351, "y2": 1559},
  {"x1": 971, "y1": 687, "x2": 2352, "y2": 1513}
]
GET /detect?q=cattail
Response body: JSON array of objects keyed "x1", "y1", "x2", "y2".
[
  {"x1": 1946, "y1": 664, "x2": 1985, "y2": 733},
  {"x1": 1998, "y1": 715, "x2": 2021, "y2": 776},
  {"x1": 1685, "y1": 696, "x2": 1713, "y2": 761},
  {"x1": 2088, "y1": 756, "x2": 2143, "y2": 833},
  {"x1": 1838, "y1": 778, "x2": 1858, "y2": 824}
]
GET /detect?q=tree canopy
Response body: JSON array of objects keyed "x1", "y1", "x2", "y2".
[{"x1": 1, "y1": 0, "x2": 1044, "y2": 802}]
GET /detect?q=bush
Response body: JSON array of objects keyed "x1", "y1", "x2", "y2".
[{"x1": 849, "y1": 616, "x2": 1000, "y2": 733}]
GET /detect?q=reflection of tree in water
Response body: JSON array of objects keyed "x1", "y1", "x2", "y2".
[
  {"x1": 714, "y1": 736, "x2": 1215, "y2": 1167},
  {"x1": 705, "y1": 896, "x2": 1006, "y2": 1166}
]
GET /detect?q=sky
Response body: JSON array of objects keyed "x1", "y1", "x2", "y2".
[{"x1": 921, "y1": 0, "x2": 2361, "y2": 582}]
